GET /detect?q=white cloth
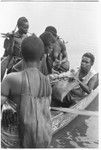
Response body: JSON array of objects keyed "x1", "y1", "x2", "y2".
[
  {"x1": 69, "y1": 68, "x2": 96, "y2": 102},
  {"x1": 74, "y1": 68, "x2": 96, "y2": 90}
]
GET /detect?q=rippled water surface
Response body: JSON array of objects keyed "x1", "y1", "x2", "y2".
[{"x1": 51, "y1": 96, "x2": 98, "y2": 148}]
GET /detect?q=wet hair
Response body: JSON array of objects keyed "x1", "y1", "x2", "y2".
[
  {"x1": 21, "y1": 35, "x2": 44, "y2": 62},
  {"x1": 40, "y1": 31, "x2": 56, "y2": 47},
  {"x1": 17, "y1": 17, "x2": 28, "y2": 28},
  {"x1": 45, "y1": 26, "x2": 57, "y2": 37},
  {"x1": 82, "y1": 52, "x2": 95, "y2": 66}
]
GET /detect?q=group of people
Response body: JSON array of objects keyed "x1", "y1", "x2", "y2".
[
  {"x1": 1, "y1": 17, "x2": 69, "y2": 76},
  {"x1": 1, "y1": 17, "x2": 98, "y2": 148}
]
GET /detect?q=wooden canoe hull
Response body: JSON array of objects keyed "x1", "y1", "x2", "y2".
[{"x1": 51, "y1": 87, "x2": 98, "y2": 135}]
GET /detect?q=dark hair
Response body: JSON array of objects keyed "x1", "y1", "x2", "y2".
[
  {"x1": 40, "y1": 31, "x2": 56, "y2": 47},
  {"x1": 45, "y1": 26, "x2": 57, "y2": 37},
  {"x1": 82, "y1": 52, "x2": 95, "y2": 66},
  {"x1": 21, "y1": 35, "x2": 44, "y2": 62},
  {"x1": 17, "y1": 17, "x2": 28, "y2": 28}
]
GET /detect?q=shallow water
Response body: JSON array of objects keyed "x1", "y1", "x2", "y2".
[{"x1": 51, "y1": 95, "x2": 98, "y2": 148}]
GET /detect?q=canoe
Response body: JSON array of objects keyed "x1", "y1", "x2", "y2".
[{"x1": 51, "y1": 87, "x2": 98, "y2": 135}]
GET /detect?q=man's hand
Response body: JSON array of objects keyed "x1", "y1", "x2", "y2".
[
  {"x1": 68, "y1": 70, "x2": 79, "y2": 83},
  {"x1": 52, "y1": 68, "x2": 60, "y2": 75}
]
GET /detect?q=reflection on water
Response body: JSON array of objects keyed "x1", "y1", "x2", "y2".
[
  {"x1": 68, "y1": 116, "x2": 98, "y2": 148},
  {"x1": 79, "y1": 117, "x2": 98, "y2": 148},
  {"x1": 51, "y1": 96, "x2": 98, "y2": 148}
]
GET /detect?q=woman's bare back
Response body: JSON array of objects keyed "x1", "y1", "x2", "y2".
[{"x1": 1, "y1": 68, "x2": 40, "y2": 106}]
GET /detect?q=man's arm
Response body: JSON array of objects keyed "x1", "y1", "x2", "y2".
[
  {"x1": 87, "y1": 73, "x2": 98, "y2": 90},
  {"x1": 70, "y1": 87, "x2": 85, "y2": 97},
  {"x1": 59, "y1": 40, "x2": 68, "y2": 63},
  {"x1": 74, "y1": 73, "x2": 98, "y2": 94},
  {"x1": 53, "y1": 44, "x2": 68, "y2": 65}
]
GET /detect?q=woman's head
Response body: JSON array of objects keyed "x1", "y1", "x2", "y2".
[
  {"x1": 45, "y1": 26, "x2": 57, "y2": 37},
  {"x1": 21, "y1": 35, "x2": 44, "y2": 62},
  {"x1": 40, "y1": 31, "x2": 56, "y2": 54}
]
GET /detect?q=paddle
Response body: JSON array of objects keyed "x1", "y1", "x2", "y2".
[{"x1": 50, "y1": 107, "x2": 98, "y2": 117}]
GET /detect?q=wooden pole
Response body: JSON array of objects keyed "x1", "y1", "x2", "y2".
[{"x1": 51, "y1": 107, "x2": 98, "y2": 117}]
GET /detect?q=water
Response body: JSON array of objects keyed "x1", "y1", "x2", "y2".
[{"x1": 50, "y1": 96, "x2": 98, "y2": 148}]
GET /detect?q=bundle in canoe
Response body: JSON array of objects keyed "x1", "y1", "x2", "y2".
[
  {"x1": 50, "y1": 87, "x2": 98, "y2": 135},
  {"x1": 49, "y1": 71, "x2": 79, "y2": 102}
]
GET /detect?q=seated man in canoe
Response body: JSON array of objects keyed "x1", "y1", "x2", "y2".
[
  {"x1": 52, "y1": 52, "x2": 98, "y2": 107},
  {"x1": 64, "y1": 52, "x2": 98, "y2": 105},
  {"x1": 45, "y1": 26, "x2": 70, "y2": 73}
]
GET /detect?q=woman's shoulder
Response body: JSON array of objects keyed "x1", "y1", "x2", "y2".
[{"x1": 3, "y1": 72, "x2": 22, "y2": 84}]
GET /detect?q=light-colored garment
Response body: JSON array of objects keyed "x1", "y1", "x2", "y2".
[
  {"x1": 68, "y1": 68, "x2": 96, "y2": 101},
  {"x1": 20, "y1": 68, "x2": 52, "y2": 148},
  {"x1": 77, "y1": 68, "x2": 96, "y2": 84}
]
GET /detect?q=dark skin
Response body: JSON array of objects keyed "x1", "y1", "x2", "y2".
[
  {"x1": 53, "y1": 39, "x2": 68, "y2": 65},
  {"x1": 1, "y1": 21, "x2": 29, "y2": 79},
  {"x1": 1, "y1": 61, "x2": 46, "y2": 106},
  {"x1": 43, "y1": 32, "x2": 69, "y2": 73},
  {"x1": 70, "y1": 56, "x2": 98, "y2": 96},
  {"x1": 3, "y1": 21, "x2": 29, "y2": 57},
  {"x1": 18, "y1": 21, "x2": 29, "y2": 35},
  {"x1": 44, "y1": 42, "x2": 60, "y2": 74}
]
